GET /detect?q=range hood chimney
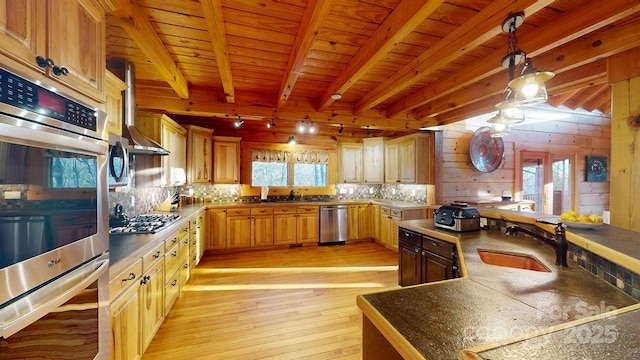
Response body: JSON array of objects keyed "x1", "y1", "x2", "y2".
[{"x1": 107, "y1": 58, "x2": 169, "y2": 156}]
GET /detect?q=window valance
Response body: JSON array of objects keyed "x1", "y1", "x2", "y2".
[
  {"x1": 250, "y1": 149, "x2": 290, "y2": 163},
  {"x1": 293, "y1": 151, "x2": 329, "y2": 164}
]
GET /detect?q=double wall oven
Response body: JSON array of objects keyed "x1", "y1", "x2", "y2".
[{"x1": 0, "y1": 66, "x2": 109, "y2": 359}]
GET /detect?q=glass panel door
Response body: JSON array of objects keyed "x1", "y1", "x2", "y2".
[{"x1": 520, "y1": 151, "x2": 574, "y2": 215}]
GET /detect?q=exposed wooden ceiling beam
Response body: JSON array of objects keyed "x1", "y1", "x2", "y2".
[
  {"x1": 277, "y1": 0, "x2": 333, "y2": 108},
  {"x1": 547, "y1": 90, "x2": 580, "y2": 108},
  {"x1": 353, "y1": 0, "x2": 552, "y2": 115},
  {"x1": 315, "y1": 0, "x2": 445, "y2": 111},
  {"x1": 201, "y1": 0, "x2": 235, "y2": 103},
  {"x1": 564, "y1": 84, "x2": 607, "y2": 110},
  {"x1": 108, "y1": 0, "x2": 189, "y2": 99},
  {"x1": 385, "y1": 0, "x2": 640, "y2": 118},
  {"x1": 583, "y1": 86, "x2": 611, "y2": 112},
  {"x1": 135, "y1": 83, "x2": 426, "y2": 131}
]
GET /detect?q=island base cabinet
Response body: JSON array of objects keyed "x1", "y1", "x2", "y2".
[
  {"x1": 362, "y1": 316, "x2": 403, "y2": 360},
  {"x1": 140, "y1": 260, "x2": 165, "y2": 353}
]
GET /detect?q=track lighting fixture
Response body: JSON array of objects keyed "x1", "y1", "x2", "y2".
[
  {"x1": 297, "y1": 121, "x2": 306, "y2": 133},
  {"x1": 308, "y1": 121, "x2": 317, "y2": 134},
  {"x1": 266, "y1": 118, "x2": 276, "y2": 128},
  {"x1": 338, "y1": 124, "x2": 344, "y2": 134},
  {"x1": 287, "y1": 136, "x2": 296, "y2": 145},
  {"x1": 366, "y1": 126, "x2": 370, "y2": 135},
  {"x1": 234, "y1": 116, "x2": 244, "y2": 127}
]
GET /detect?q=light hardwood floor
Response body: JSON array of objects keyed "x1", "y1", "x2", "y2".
[{"x1": 142, "y1": 241, "x2": 400, "y2": 360}]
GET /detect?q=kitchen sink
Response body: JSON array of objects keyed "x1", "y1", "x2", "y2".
[{"x1": 477, "y1": 249, "x2": 551, "y2": 272}]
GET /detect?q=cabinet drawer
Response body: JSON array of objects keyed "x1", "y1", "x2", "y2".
[
  {"x1": 191, "y1": 212, "x2": 204, "y2": 225},
  {"x1": 109, "y1": 258, "x2": 142, "y2": 300},
  {"x1": 227, "y1": 208, "x2": 250, "y2": 216},
  {"x1": 274, "y1": 206, "x2": 296, "y2": 214},
  {"x1": 164, "y1": 241, "x2": 181, "y2": 280},
  {"x1": 164, "y1": 270, "x2": 180, "y2": 313},
  {"x1": 142, "y1": 242, "x2": 164, "y2": 272},
  {"x1": 398, "y1": 229, "x2": 422, "y2": 248},
  {"x1": 297, "y1": 206, "x2": 318, "y2": 214},
  {"x1": 422, "y1": 236, "x2": 454, "y2": 259},
  {"x1": 381, "y1": 207, "x2": 391, "y2": 216},
  {"x1": 251, "y1": 207, "x2": 273, "y2": 215},
  {"x1": 391, "y1": 208, "x2": 403, "y2": 218}
]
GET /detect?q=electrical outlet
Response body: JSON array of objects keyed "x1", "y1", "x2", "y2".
[
  {"x1": 339, "y1": 188, "x2": 347, "y2": 194},
  {"x1": 411, "y1": 189, "x2": 416, "y2": 196},
  {"x1": 369, "y1": 187, "x2": 374, "y2": 194}
]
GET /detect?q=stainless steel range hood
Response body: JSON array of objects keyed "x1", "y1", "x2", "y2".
[{"x1": 107, "y1": 58, "x2": 169, "y2": 156}]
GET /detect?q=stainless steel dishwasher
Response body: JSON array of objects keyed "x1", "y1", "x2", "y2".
[{"x1": 319, "y1": 205, "x2": 348, "y2": 245}]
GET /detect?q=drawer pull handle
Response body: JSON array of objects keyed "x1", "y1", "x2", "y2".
[
  {"x1": 172, "y1": 250, "x2": 178, "y2": 257},
  {"x1": 122, "y1": 272, "x2": 136, "y2": 282},
  {"x1": 140, "y1": 275, "x2": 151, "y2": 285},
  {"x1": 153, "y1": 251, "x2": 161, "y2": 259},
  {"x1": 431, "y1": 241, "x2": 438, "y2": 247},
  {"x1": 171, "y1": 279, "x2": 178, "y2": 286}
]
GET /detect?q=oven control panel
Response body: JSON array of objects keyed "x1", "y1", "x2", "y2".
[{"x1": 0, "y1": 68, "x2": 97, "y2": 131}]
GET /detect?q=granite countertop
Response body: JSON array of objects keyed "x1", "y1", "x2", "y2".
[
  {"x1": 358, "y1": 220, "x2": 639, "y2": 360},
  {"x1": 203, "y1": 199, "x2": 430, "y2": 210}
]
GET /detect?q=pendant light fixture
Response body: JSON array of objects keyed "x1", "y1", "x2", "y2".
[{"x1": 508, "y1": 58, "x2": 554, "y2": 106}]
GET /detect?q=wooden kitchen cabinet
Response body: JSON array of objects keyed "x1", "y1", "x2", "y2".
[
  {"x1": 0, "y1": 0, "x2": 106, "y2": 103},
  {"x1": 109, "y1": 259, "x2": 143, "y2": 360},
  {"x1": 379, "y1": 207, "x2": 429, "y2": 250},
  {"x1": 207, "y1": 208, "x2": 227, "y2": 250},
  {"x1": 190, "y1": 211, "x2": 206, "y2": 268},
  {"x1": 384, "y1": 133, "x2": 434, "y2": 184},
  {"x1": 185, "y1": 125, "x2": 213, "y2": 184},
  {"x1": 347, "y1": 205, "x2": 359, "y2": 241},
  {"x1": 362, "y1": 138, "x2": 385, "y2": 183},
  {"x1": 105, "y1": 70, "x2": 127, "y2": 136},
  {"x1": 273, "y1": 205, "x2": 319, "y2": 245},
  {"x1": 358, "y1": 204, "x2": 374, "y2": 240},
  {"x1": 251, "y1": 207, "x2": 274, "y2": 247},
  {"x1": 398, "y1": 228, "x2": 459, "y2": 286},
  {"x1": 135, "y1": 112, "x2": 187, "y2": 187},
  {"x1": 164, "y1": 224, "x2": 187, "y2": 314},
  {"x1": 213, "y1": 136, "x2": 241, "y2": 184},
  {"x1": 226, "y1": 208, "x2": 251, "y2": 248},
  {"x1": 140, "y1": 245, "x2": 165, "y2": 353},
  {"x1": 338, "y1": 143, "x2": 363, "y2": 183}
]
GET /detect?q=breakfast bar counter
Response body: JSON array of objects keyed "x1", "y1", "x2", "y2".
[{"x1": 357, "y1": 219, "x2": 640, "y2": 359}]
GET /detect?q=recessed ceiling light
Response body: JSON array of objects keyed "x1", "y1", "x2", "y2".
[{"x1": 331, "y1": 93, "x2": 342, "y2": 100}]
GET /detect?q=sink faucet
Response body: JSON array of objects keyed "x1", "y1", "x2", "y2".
[
  {"x1": 505, "y1": 223, "x2": 568, "y2": 267},
  {"x1": 288, "y1": 189, "x2": 295, "y2": 201}
]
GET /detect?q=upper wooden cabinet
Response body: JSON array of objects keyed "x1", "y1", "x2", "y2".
[
  {"x1": 338, "y1": 143, "x2": 363, "y2": 183},
  {"x1": 185, "y1": 125, "x2": 214, "y2": 184},
  {"x1": 384, "y1": 133, "x2": 434, "y2": 184},
  {"x1": 135, "y1": 112, "x2": 187, "y2": 187},
  {"x1": 105, "y1": 70, "x2": 126, "y2": 136},
  {"x1": 362, "y1": 138, "x2": 385, "y2": 184},
  {"x1": 213, "y1": 136, "x2": 241, "y2": 184},
  {"x1": 0, "y1": 0, "x2": 106, "y2": 103}
]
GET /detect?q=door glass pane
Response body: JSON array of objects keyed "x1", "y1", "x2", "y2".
[
  {"x1": 522, "y1": 156, "x2": 543, "y2": 211},
  {"x1": 552, "y1": 158, "x2": 572, "y2": 215}
]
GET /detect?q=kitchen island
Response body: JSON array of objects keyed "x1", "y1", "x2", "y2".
[{"x1": 358, "y1": 216, "x2": 640, "y2": 359}]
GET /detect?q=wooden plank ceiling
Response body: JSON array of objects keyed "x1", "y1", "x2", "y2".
[{"x1": 105, "y1": 0, "x2": 640, "y2": 143}]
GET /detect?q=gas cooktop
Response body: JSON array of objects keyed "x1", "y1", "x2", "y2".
[{"x1": 109, "y1": 213, "x2": 180, "y2": 235}]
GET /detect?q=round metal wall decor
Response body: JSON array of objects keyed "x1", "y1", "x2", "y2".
[{"x1": 469, "y1": 126, "x2": 504, "y2": 173}]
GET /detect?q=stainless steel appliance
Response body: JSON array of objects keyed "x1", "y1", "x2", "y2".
[
  {"x1": 109, "y1": 213, "x2": 180, "y2": 234},
  {"x1": 319, "y1": 205, "x2": 347, "y2": 245},
  {"x1": 108, "y1": 133, "x2": 129, "y2": 187},
  {"x1": 0, "y1": 65, "x2": 109, "y2": 359},
  {"x1": 434, "y1": 204, "x2": 481, "y2": 232}
]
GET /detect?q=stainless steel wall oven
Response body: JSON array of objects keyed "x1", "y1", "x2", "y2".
[{"x1": 0, "y1": 66, "x2": 109, "y2": 359}]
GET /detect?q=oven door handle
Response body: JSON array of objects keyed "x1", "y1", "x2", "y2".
[{"x1": 0, "y1": 255, "x2": 109, "y2": 338}]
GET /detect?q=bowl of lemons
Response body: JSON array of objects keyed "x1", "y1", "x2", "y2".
[{"x1": 559, "y1": 210, "x2": 604, "y2": 229}]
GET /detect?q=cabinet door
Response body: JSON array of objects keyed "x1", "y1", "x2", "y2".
[
  {"x1": 251, "y1": 214, "x2": 274, "y2": 247},
  {"x1": 422, "y1": 252, "x2": 454, "y2": 283},
  {"x1": 213, "y1": 140, "x2": 240, "y2": 184},
  {"x1": 207, "y1": 209, "x2": 227, "y2": 250},
  {"x1": 398, "y1": 241, "x2": 420, "y2": 286},
  {"x1": 384, "y1": 144, "x2": 398, "y2": 183},
  {"x1": 379, "y1": 209, "x2": 392, "y2": 246},
  {"x1": 162, "y1": 121, "x2": 187, "y2": 186},
  {"x1": 140, "y1": 259, "x2": 165, "y2": 352},
  {"x1": 274, "y1": 214, "x2": 297, "y2": 245},
  {"x1": 188, "y1": 130, "x2": 212, "y2": 183},
  {"x1": 363, "y1": 138, "x2": 384, "y2": 183},
  {"x1": 358, "y1": 204, "x2": 373, "y2": 239},
  {"x1": 0, "y1": 0, "x2": 45, "y2": 74},
  {"x1": 110, "y1": 283, "x2": 142, "y2": 360},
  {"x1": 338, "y1": 143, "x2": 363, "y2": 183},
  {"x1": 227, "y1": 215, "x2": 251, "y2": 248},
  {"x1": 297, "y1": 212, "x2": 319, "y2": 244},
  {"x1": 47, "y1": 0, "x2": 105, "y2": 101},
  {"x1": 347, "y1": 205, "x2": 359, "y2": 240},
  {"x1": 105, "y1": 70, "x2": 126, "y2": 136},
  {"x1": 397, "y1": 139, "x2": 416, "y2": 183}
]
